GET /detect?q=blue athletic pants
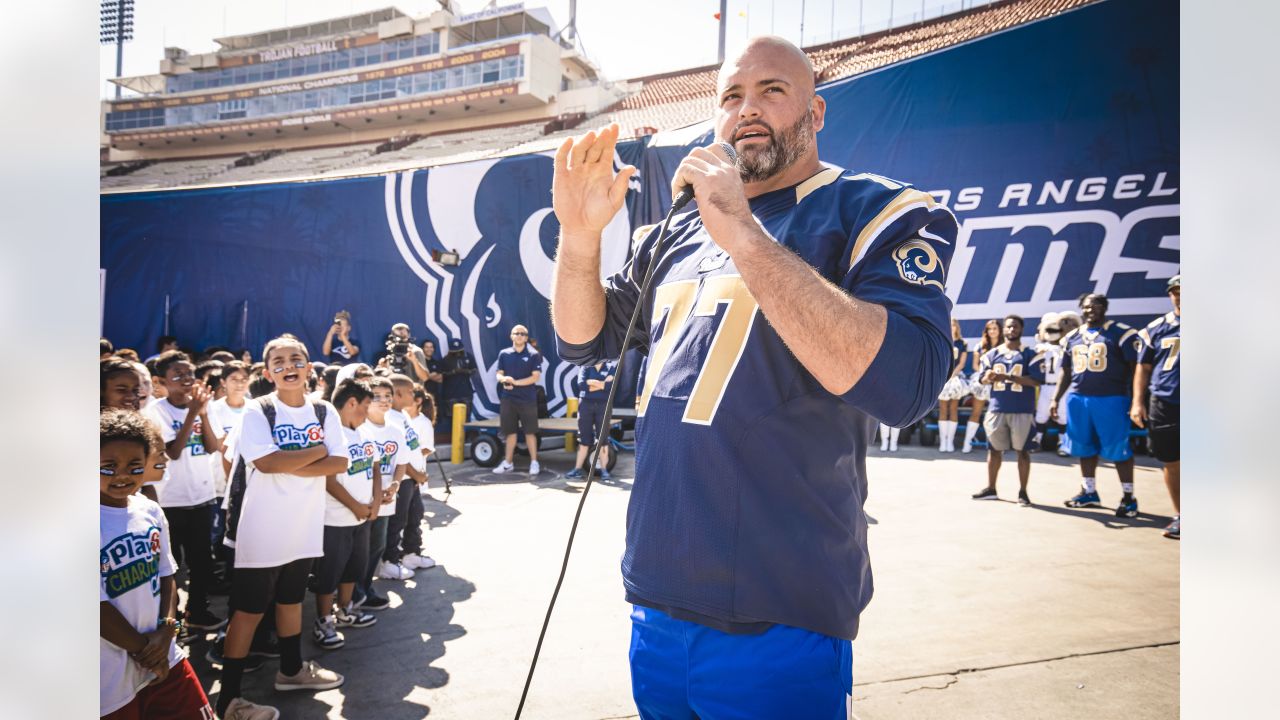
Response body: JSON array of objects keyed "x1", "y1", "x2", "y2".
[{"x1": 629, "y1": 605, "x2": 852, "y2": 719}]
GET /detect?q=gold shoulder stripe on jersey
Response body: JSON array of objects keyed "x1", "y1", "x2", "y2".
[
  {"x1": 847, "y1": 172, "x2": 905, "y2": 190},
  {"x1": 795, "y1": 167, "x2": 844, "y2": 205},
  {"x1": 848, "y1": 188, "x2": 944, "y2": 270}
]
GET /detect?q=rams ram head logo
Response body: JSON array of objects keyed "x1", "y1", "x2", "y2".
[{"x1": 892, "y1": 238, "x2": 945, "y2": 290}]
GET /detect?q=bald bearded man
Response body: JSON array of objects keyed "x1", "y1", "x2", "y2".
[{"x1": 552, "y1": 37, "x2": 956, "y2": 717}]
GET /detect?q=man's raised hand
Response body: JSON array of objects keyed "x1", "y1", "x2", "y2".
[{"x1": 552, "y1": 123, "x2": 636, "y2": 246}]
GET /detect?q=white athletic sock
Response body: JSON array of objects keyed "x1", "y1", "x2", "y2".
[
  {"x1": 889, "y1": 427, "x2": 901, "y2": 450},
  {"x1": 1121, "y1": 482, "x2": 1134, "y2": 496},
  {"x1": 963, "y1": 421, "x2": 980, "y2": 447},
  {"x1": 880, "y1": 424, "x2": 891, "y2": 450},
  {"x1": 1082, "y1": 477, "x2": 1097, "y2": 494}
]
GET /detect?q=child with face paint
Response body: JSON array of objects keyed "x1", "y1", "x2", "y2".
[
  {"x1": 215, "y1": 336, "x2": 349, "y2": 719},
  {"x1": 100, "y1": 409, "x2": 213, "y2": 719}
]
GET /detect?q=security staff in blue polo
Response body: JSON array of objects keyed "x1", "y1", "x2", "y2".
[{"x1": 492, "y1": 324, "x2": 543, "y2": 476}]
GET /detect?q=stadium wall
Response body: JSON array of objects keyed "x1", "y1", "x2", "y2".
[{"x1": 101, "y1": 0, "x2": 1176, "y2": 415}]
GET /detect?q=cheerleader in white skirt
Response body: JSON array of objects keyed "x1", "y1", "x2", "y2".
[{"x1": 936, "y1": 318, "x2": 970, "y2": 452}]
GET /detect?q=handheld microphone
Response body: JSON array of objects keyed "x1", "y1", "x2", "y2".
[{"x1": 670, "y1": 141, "x2": 739, "y2": 212}]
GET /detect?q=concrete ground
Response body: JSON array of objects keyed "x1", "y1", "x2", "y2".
[{"x1": 187, "y1": 439, "x2": 1179, "y2": 719}]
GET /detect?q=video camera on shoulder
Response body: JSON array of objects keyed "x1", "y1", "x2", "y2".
[{"x1": 384, "y1": 331, "x2": 415, "y2": 372}]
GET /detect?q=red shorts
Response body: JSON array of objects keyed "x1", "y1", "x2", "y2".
[{"x1": 104, "y1": 657, "x2": 212, "y2": 720}]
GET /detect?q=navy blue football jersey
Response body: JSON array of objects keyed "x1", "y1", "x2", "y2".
[
  {"x1": 978, "y1": 345, "x2": 1045, "y2": 414},
  {"x1": 558, "y1": 166, "x2": 956, "y2": 641},
  {"x1": 1061, "y1": 321, "x2": 1141, "y2": 397},
  {"x1": 1138, "y1": 311, "x2": 1180, "y2": 404}
]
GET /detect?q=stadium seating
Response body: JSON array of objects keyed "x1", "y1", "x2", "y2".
[
  {"x1": 100, "y1": 156, "x2": 241, "y2": 190},
  {"x1": 340, "y1": 122, "x2": 550, "y2": 175},
  {"x1": 195, "y1": 143, "x2": 382, "y2": 185},
  {"x1": 100, "y1": 0, "x2": 1098, "y2": 190}
]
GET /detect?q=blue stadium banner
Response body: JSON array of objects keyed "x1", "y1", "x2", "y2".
[
  {"x1": 102, "y1": 0, "x2": 1176, "y2": 415},
  {"x1": 642, "y1": 0, "x2": 1178, "y2": 335}
]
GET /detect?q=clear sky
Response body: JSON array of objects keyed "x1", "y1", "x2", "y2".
[{"x1": 99, "y1": 0, "x2": 985, "y2": 98}]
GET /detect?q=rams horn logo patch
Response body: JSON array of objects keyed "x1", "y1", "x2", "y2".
[{"x1": 892, "y1": 238, "x2": 945, "y2": 290}]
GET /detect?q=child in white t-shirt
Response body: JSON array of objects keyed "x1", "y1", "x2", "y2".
[
  {"x1": 209, "y1": 361, "x2": 252, "y2": 557},
  {"x1": 357, "y1": 376, "x2": 412, "y2": 608},
  {"x1": 388, "y1": 376, "x2": 438, "y2": 572},
  {"x1": 143, "y1": 350, "x2": 225, "y2": 633},
  {"x1": 312, "y1": 378, "x2": 382, "y2": 650},
  {"x1": 100, "y1": 409, "x2": 212, "y2": 719},
  {"x1": 216, "y1": 336, "x2": 349, "y2": 719},
  {"x1": 409, "y1": 384, "x2": 437, "y2": 470}
]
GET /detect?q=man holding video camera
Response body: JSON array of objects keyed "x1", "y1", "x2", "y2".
[{"x1": 377, "y1": 323, "x2": 430, "y2": 382}]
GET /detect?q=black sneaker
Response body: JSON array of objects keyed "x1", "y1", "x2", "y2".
[
  {"x1": 361, "y1": 591, "x2": 391, "y2": 611},
  {"x1": 971, "y1": 487, "x2": 998, "y2": 501},
  {"x1": 1115, "y1": 495, "x2": 1139, "y2": 518},
  {"x1": 1017, "y1": 491, "x2": 1031, "y2": 507},
  {"x1": 204, "y1": 639, "x2": 265, "y2": 672},
  {"x1": 335, "y1": 604, "x2": 378, "y2": 628},
  {"x1": 185, "y1": 608, "x2": 228, "y2": 631}
]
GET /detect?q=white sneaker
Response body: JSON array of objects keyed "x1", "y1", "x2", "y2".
[
  {"x1": 880, "y1": 441, "x2": 889, "y2": 451},
  {"x1": 222, "y1": 697, "x2": 280, "y2": 720},
  {"x1": 528, "y1": 460, "x2": 541, "y2": 475},
  {"x1": 492, "y1": 460, "x2": 514, "y2": 474},
  {"x1": 402, "y1": 554, "x2": 437, "y2": 570},
  {"x1": 274, "y1": 659, "x2": 344, "y2": 692},
  {"x1": 311, "y1": 615, "x2": 344, "y2": 649},
  {"x1": 376, "y1": 560, "x2": 415, "y2": 581},
  {"x1": 889, "y1": 443, "x2": 898, "y2": 452},
  {"x1": 962, "y1": 443, "x2": 974, "y2": 454}
]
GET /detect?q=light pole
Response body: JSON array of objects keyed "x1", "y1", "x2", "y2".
[{"x1": 99, "y1": 0, "x2": 134, "y2": 100}]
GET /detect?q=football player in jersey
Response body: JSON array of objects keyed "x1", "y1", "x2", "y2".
[
  {"x1": 551, "y1": 36, "x2": 955, "y2": 717},
  {"x1": 1050, "y1": 294, "x2": 1142, "y2": 516},
  {"x1": 1052, "y1": 311, "x2": 1083, "y2": 456},
  {"x1": 1031, "y1": 312, "x2": 1065, "y2": 450},
  {"x1": 971, "y1": 315, "x2": 1044, "y2": 505},
  {"x1": 1132, "y1": 275, "x2": 1180, "y2": 538}
]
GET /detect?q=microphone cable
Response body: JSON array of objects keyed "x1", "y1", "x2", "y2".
[{"x1": 514, "y1": 141, "x2": 735, "y2": 719}]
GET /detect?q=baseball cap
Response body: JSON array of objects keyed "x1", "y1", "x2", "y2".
[
  {"x1": 448, "y1": 338, "x2": 464, "y2": 351},
  {"x1": 1166, "y1": 274, "x2": 1180, "y2": 290}
]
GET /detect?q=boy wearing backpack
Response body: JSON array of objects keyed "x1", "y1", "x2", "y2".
[{"x1": 215, "y1": 336, "x2": 349, "y2": 719}]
